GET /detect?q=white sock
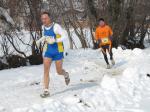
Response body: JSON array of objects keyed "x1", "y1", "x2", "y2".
[{"x1": 44, "y1": 89, "x2": 49, "y2": 92}]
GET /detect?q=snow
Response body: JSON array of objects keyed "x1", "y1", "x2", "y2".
[
  {"x1": 0, "y1": 47, "x2": 150, "y2": 112},
  {"x1": 0, "y1": 7, "x2": 15, "y2": 25},
  {"x1": 0, "y1": 31, "x2": 32, "y2": 57}
]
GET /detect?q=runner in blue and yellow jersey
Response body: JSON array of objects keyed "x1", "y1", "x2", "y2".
[
  {"x1": 42, "y1": 22, "x2": 65, "y2": 60},
  {"x1": 36, "y1": 12, "x2": 70, "y2": 98}
]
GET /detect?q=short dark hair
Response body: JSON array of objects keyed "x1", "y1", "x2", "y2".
[
  {"x1": 98, "y1": 18, "x2": 105, "y2": 22},
  {"x1": 41, "y1": 11, "x2": 51, "y2": 17}
]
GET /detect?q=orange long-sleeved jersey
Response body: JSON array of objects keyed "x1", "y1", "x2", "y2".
[{"x1": 95, "y1": 25, "x2": 113, "y2": 46}]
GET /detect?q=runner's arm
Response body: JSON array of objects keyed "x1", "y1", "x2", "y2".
[
  {"x1": 109, "y1": 26, "x2": 113, "y2": 40},
  {"x1": 95, "y1": 28, "x2": 101, "y2": 44},
  {"x1": 95, "y1": 28, "x2": 99, "y2": 41},
  {"x1": 54, "y1": 24, "x2": 67, "y2": 42},
  {"x1": 36, "y1": 25, "x2": 46, "y2": 46},
  {"x1": 36, "y1": 36, "x2": 46, "y2": 45}
]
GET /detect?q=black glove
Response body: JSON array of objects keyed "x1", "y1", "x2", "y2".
[
  {"x1": 97, "y1": 39, "x2": 101, "y2": 45},
  {"x1": 94, "y1": 39, "x2": 101, "y2": 49}
]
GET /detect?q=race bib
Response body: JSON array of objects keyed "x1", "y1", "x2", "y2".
[{"x1": 101, "y1": 37, "x2": 109, "y2": 44}]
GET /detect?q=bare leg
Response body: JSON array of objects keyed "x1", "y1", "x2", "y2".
[
  {"x1": 55, "y1": 60, "x2": 65, "y2": 75},
  {"x1": 55, "y1": 60, "x2": 70, "y2": 85},
  {"x1": 43, "y1": 57, "x2": 52, "y2": 89}
]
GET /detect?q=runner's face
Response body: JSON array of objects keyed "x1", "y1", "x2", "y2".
[
  {"x1": 99, "y1": 21, "x2": 105, "y2": 27},
  {"x1": 41, "y1": 14, "x2": 51, "y2": 26}
]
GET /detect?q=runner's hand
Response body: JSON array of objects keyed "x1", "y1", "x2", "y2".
[
  {"x1": 97, "y1": 39, "x2": 101, "y2": 44},
  {"x1": 46, "y1": 37, "x2": 56, "y2": 44}
]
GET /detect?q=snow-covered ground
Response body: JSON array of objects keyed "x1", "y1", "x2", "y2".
[{"x1": 0, "y1": 47, "x2": 150, "y2": 112}]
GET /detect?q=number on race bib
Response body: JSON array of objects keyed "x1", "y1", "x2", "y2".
[{"x1": 101, "y1": 38, "x2": 109, "y2": 44}]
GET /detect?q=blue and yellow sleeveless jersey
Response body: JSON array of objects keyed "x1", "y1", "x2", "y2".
[{"x1": 42, "y1": 24, "x2": 64, "y2": 61}]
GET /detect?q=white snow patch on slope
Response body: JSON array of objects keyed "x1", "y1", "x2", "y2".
[{"x1": 0, "y1": 47, "x2": 150, "y2": 112}]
